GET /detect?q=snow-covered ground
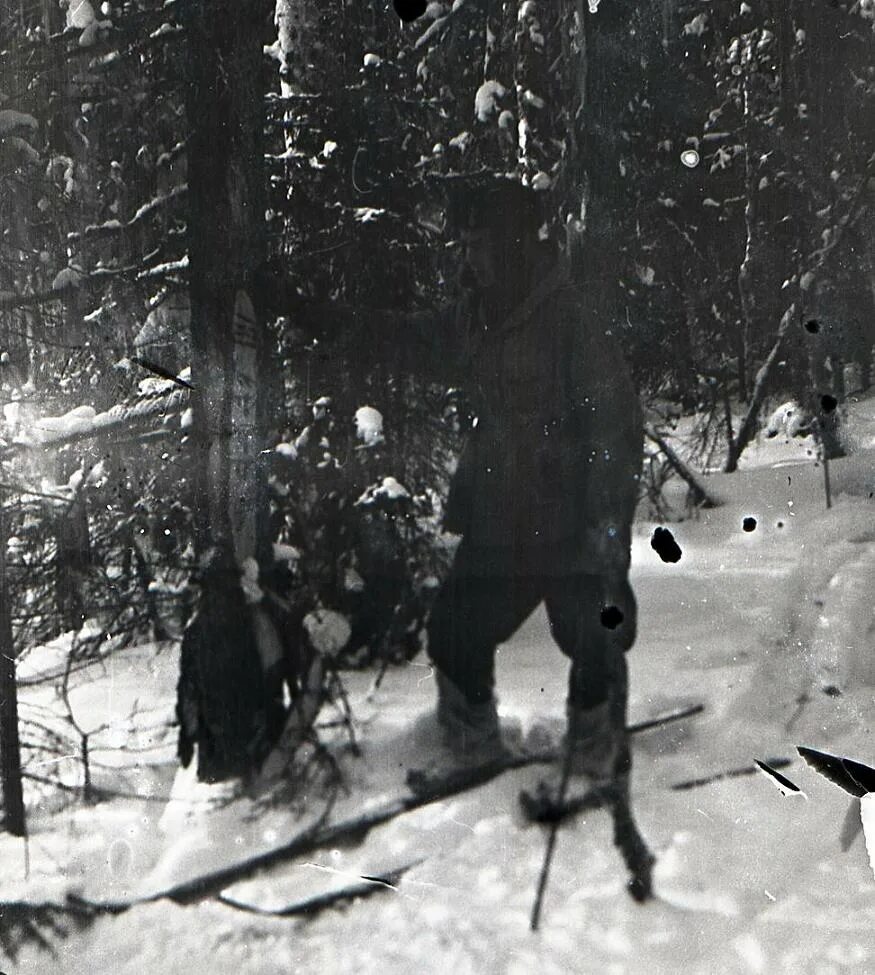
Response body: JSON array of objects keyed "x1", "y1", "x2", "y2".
[{"x1": 3, "y1": 394, "x2": 875, "y2": 974}]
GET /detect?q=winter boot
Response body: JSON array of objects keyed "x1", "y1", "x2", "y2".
[
  {"x1": 521, "y1": 699, "x2": 626, "y2": 821},
  {"x1": 564, "y1": 699, "x2": 624, "y2": 786},
  {"x1": 435, "y1": 671, "x2": 509, "y2": 764}
]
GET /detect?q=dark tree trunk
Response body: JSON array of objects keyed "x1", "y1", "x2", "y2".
[
  {"x1": 55, "y1": 492, "x2": 91, "y2": 633},
  {"x1": 577, "y1": 1, "x2": 663, "y2": 316},
  {"x1": 0, "y1": 494, "x2": 26, "y2": 837},
  {"x1": 180, "y1": 0, "x2": 282, "y2": 782}
]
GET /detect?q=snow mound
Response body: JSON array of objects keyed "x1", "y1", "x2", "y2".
[
  {"x1": 0, "y1": 109, "x2": 38, "y2": 134},
  {"x1": 355, "y1": 405, "x2": 384, "y2": 446},
  {"x1": 474, "y1": 80, "x2": 506, "y2": 122},
  {"x1": 158, "y1": 755, "x2": 240, "y2": 837},
  {"x1": 51, "y1": 266, "x2": 85, "y2": 291},
  {"x1": 29, "y1": 404, "x2": 96, "y2": 442},
  {"x1": 303, "y1": 608, "x2": 351, "y2": 657},
  {"x1": 806, "y1": 538, "x2": 875, "y2": 691},
  {"x1": 765, "y1": 399, "x2": 809, "y2": 439},
  {"x1": 272, "y1": 542, "x2": 301, "y2": 566},
  {"x1": 356, "y1": 476, "x2": 410, "y2": 507}
]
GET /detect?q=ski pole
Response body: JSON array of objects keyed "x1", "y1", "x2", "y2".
[{"x1": 529, "y1": 733, "x2": 575, "y2": 932}]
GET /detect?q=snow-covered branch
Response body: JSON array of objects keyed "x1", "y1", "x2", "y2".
[
  {"x1": 414, "y1": 0, "x2": 471, "y2": 51},
  {"x1": 0, "y1": 257, "x2": 181, "y2": 312},
  {"x1": 66, "y1": 184, "x2": 188, "y2": 242},
  {"x1": 136, "y1": 255, "x2": 189, "y2": 281}
]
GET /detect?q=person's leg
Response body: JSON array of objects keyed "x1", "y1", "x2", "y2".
[
  {"x1": 427, "y1": 543, "x2": 542, "y2": 752},
  {"x1": 544, "y1": 573, "x2": 635, "y2": 781}
]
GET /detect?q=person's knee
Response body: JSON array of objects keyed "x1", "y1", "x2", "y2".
[
  {"x1": 603, "y1": 575, "x2": 637, "y2": 652},
  {"x1": 424, "y1": 584, "x2": 477, "y2": 673},
  {"x1": 548, "y1": 573, "x2": 636, "y2": 657}
]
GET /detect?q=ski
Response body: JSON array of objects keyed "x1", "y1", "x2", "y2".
[{"x1": 406, "y1": 702, "x2": 705, "y2": 799}]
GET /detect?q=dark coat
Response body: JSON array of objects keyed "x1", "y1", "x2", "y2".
[
  {"x1": 423, "y1": 267, "x2": 642, "y2": 577},
  {"x1": 292, "y1": 265, "x2": 643, "y2": 578}
]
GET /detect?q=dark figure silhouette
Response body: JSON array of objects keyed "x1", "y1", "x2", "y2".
[{"x1": 413, "y1": 181, "x2": 643, "y2": 788}]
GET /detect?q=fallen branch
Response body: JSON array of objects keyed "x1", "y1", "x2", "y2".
[
  {"x1": 0, "y1": 898, "x2": 97, "y2": 962},
  {"x1": 0, "y1": 259, "x2": 170, "y2": 311},
  {"x1": 672, "y1": 756, "x2": 792, "y2": 791},
  {"x1": 215, "y1": 857, "x2": 424, "y2": 918},
  {"x1": 627, "y1": 702, "x2": 703, "y2": 734},
  {"x1": 643, "y1": 429, "x2": 719, "y2": 509}
]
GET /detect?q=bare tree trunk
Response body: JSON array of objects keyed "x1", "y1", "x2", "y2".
[
  {"x1": 55, "y1": 491, "x2": 91, "y2": 633},
  {"x1": 186, "y1": 2, "x2": 270, "y2": 560},
  {"x1": 180, "y1": 0, "x2": 282, "y2": 782},
  {"x1": 736, "y1": 195, "x2": 754, "y2": 402},
  {"x1": 724, "y1": 154, "x2": 875, "y2": 472},
  {"x1": 724, "y1": 310, "x2": 794, "y2": 472},
  {"x1": 577, "y1": 1, "x2": 663, "y2": 314},
  {"x1": 0, "y1": 492, "x2": 26, "y2": 837}
]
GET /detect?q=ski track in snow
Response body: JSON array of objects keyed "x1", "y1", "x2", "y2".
[{"x1": 4, "y1": 398, "x2": 875, "y2": 974}]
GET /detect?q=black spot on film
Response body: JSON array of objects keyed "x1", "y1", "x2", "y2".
[
  {"x1": 600, "y1": 605, "x2": 624, "y2": 629},
  {"x1": 804, "y1": 319, "x2": 820, "y2": 334},
  {"x1": 393, "y1": 0, "x2": 427, "y2": 21},
  {"x1": 820, "y1": 393, "x2": 838, "y2": 414},
  {"x1": 742, "y1": 516, "x2": 757, "y2": 533},
  {"x1": 650, "y1": 526, "x2": 682, "y2": 563}
]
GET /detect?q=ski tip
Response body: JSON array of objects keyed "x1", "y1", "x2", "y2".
[
  {"x1": 841, "y1": 756, "x2": 875, "y2": 795},
  {"x1": 796, "y1": 746, "x2": 870, "y2": 798},
  {"x1": 754, "y1": 759, "x2": 806, "y2": 798}
]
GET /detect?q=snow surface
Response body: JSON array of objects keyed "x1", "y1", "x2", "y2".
[{"x1": 3, "y1": 395, "x2": 875, "y2": 973}]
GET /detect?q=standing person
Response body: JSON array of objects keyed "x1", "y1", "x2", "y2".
[
  {"x1": 267, "y1": 176, "x2": 643, "y2": 793},
  {"x1": 423, "y1": 178, "x2": 643, "y2": 793}
]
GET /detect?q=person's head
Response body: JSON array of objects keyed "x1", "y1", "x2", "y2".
[
  {"x1": 460, "y1": 226, "x2": 497, "y2": 288},
  {"x1": 446, "y1": 177, "x2": 554, "y2": 290}
]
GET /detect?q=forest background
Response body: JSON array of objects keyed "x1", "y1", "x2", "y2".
[{"x1": 0, "y1": 0, "x2": 874, "y2": 836}]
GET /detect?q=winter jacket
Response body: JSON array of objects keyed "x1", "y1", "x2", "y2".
[{"x1": 413, "y1": 265, "x2": 643, "y2": 577}]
